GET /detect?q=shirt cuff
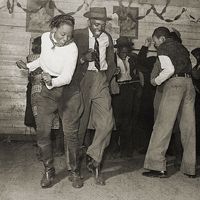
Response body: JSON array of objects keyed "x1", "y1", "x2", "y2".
[
  {"x1": 45, "y1": 84, "x2": 53, "y2": 90},
  {"x1": 154, "y1": 77, "x2": 162, "y2": 85}
]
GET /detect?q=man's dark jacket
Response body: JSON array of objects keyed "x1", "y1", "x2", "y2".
[{"x1": 72, "y1": 28, "x2": 116, "y2": 85}]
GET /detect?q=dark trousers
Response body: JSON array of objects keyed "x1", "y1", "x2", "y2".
[
  {"x1": 60, "y1": 86, "x2": 84, "y2": 172},
  {"x1": 35, "y1": 84, "x2": 83, "y2": 172},
  {"x1": 111, "y1": 82, "x2": 142, "y2": 157}
]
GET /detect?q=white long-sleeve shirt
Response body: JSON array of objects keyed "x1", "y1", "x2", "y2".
[
  {"x1": 27, "y1": 32, "x2": 78, "y2": 89},
  {"x1": 155, "y1": 55, "x2": 175, "y2": 85},
  {"x1": 116, "y1": 54, "x2": 132, "y2": 82}
]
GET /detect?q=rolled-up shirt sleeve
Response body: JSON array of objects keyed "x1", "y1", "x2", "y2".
[
  {"x1": 155, "y1": 55, "x2": 175, "y2": 85},
  {"x1": 46, "y1": 46, "x2": 78, "y2": 89},
  {"x1": 27, "y1": 58, "x2": 41, "y2": 72}
]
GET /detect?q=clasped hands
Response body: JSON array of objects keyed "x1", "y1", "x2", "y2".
[
  {"x1": 16, "y1": 60, "x2": 52, "y2": 86},
  {"x1": 81, "y1": 48, "x2": 98, "y2": 63},
  {"x1": 41, "y1": 72, "x2": 52, "y2": 86}
]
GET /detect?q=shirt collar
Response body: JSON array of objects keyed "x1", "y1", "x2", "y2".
[
  {"x1": 116, "y1": 53, "x2": 130, "y2": 61},
  {"x1": 50, "y1": 32, "x2": 60, "y2": 49},
  {"x1": 88, "y1": 28, "x2": 105, "y2": 39},
  {"x1": 52, "y1": 33, "x2": 57, "y2": 42},
  {"x1": 89, "y1": 28, "x2": 93, "y2": 38},
  {"x1": 49, "y1": 32, "x2": 74, "y2": 49}
]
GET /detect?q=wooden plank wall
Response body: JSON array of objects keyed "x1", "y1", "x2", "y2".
[{"x1": 0, "y1": 0, "x2": 200, "y2": 136}]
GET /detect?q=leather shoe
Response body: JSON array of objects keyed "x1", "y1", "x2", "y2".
[
  {"x1": 94, "y1": 167, "x2": 105, "y2": 185},
  {"x1": 184, "y1": 173, "x2": 196, "y2": 178},
  {"x1": 86, "y1": 155, "x2": 105, "y2": 185},
  {"x1": 40, "y1": 167, "x2": 55, "y2": 188},
  {"x1": 68, "y1": 171, "x2": 83, "y2": 188},
  {"x1": 142, "y1": 170, "x2": 168, "y2": 178}
]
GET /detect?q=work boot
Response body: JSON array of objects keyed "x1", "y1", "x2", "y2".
[
  {"x1": 65, "y1": 137, "x2": 84, "y2": 188},
  {"x1": 40, "y1": 160, "x2": 55, "y2": 188}
]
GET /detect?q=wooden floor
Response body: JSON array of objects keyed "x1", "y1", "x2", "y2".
[{"x1": 0, "y1": 140, "x2": 199, "y2": 200}]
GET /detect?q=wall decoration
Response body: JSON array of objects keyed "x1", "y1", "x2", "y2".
[
  {"x1": 0, "y1": 0, "x2": 199, "y2": 24},
  {"x1": 26, "y1": 0, "x2": 54, "y2": 32},
  {"x1": 139, "y1": 0, "x2": 200, "y2": 8},
  {"x1": 7, "y1": 0, "x2": 14, "y2": 13},
  {"x1": 113, "y1": 6, "x2": 139, "y2": 38}
]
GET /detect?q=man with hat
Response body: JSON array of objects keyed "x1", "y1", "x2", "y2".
[
  {"x1": 111, "y1": 36, "x2": 143, "y2": 158},
  {"x1": 73, "y1": 7, "x2": 116, "y2": 185}
]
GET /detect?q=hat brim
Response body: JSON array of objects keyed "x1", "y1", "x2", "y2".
[
  {"x1": 114, "y1": 43, "x2": 134, "y2": 49},
  {"x1": 83, "y1": 12, "x2": 112, "y2": 21}
]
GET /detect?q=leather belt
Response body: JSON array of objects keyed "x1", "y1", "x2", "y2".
[
  {"x1": 118, "y1": 80, "x2": 140, "y2": 85},
  {"x1": 171, "y1": 73, "x2": 191, "y2": 78},
  {"x1": 51, "y1": 76, "x2": 57, "y2": 78}
]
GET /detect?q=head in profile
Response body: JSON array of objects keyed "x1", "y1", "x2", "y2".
[{"x1": 152, "y1": 26, "x2": 171, "y2": 49}]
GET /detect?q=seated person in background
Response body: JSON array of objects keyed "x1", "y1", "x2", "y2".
[{"x1": 110, "y1": 36, "x2": 143, "y2": 158}]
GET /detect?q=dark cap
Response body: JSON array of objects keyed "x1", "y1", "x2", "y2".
[{"x1": 114, "y1": 37, "x2": 134, "y2": 49}]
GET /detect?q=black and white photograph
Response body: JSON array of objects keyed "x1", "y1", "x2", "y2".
[{"x1": 0, "y1": 0, "x2": 200, "y2": 199}]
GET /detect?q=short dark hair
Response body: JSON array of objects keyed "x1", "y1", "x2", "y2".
[
  {"x1": 152, "y1": 27, "x2": 171, "y2": 39},
  {"x1": 49, "y1": 14, "x2": 75, "y2": 29},
  {"x1": 191, "y1": 48, "x2": 200, "y2": 60},
  {"x1": 32, "y1": 36, "x2": 41, "y2": 54},
  {"x1": 170, "y1": 32, "x2": 182, "y2": 44}
]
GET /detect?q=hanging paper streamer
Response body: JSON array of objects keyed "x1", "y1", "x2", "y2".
[
  {"x1": 17, "y1": 1, "x2": 48, "y2": 13},
  {"x1": 119, "y1": 0, "x2": 187, "y2": 23},
  {"x1": 189, "y1": 14, "x2": 200, "y2": 23},
  {"x1": 7, "y1": 0, "x2": 14, "y2": 14},
  {"x1": 1, "y1": 0, "x2": 199, "y2": 24},
  {"x1": 16, "y1": 0, "x2": 87, "y2": 15}
]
